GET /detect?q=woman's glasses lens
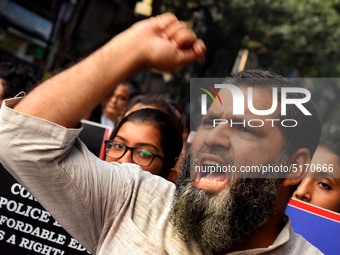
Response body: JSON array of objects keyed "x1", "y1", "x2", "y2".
[{"x1": 105, "y1": 140, "x2": 157, "y2": 167}]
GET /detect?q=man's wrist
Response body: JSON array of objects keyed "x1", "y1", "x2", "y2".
[{"x1": 103, "y1": 29, "x2": 146, "y2": 74}]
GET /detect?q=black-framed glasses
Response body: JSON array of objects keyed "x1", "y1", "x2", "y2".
[{"x1": 104, "y1": 140, "x2": 165, "y2": 167}]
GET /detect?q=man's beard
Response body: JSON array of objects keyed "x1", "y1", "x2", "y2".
[{"x1": 170, "y1": 148, "x2": 288, "y2": 253}]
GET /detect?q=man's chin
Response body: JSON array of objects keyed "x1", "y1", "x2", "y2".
[{"x1": 171, "y1": 176, "x2": 281, "y2": 253}]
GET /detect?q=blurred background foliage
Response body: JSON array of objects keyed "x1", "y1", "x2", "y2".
[
  {"x1": 4, "y1": 0, "x2": 339, "y2": 131},
  {"x1": 162, "y1": 0, "x2": 340, "y2": 77},
  {"x1": 160, "y1": 0, "x2": 340, "y2": 131}
]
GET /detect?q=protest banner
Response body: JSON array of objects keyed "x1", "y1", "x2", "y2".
[
  {"x1": 286, "y1": 198, "x2": 340, "y2": 255},
  {"x1": 0, "y1": 164, "x2": 90, "y2": 254},
  {"x1": 79, "y1": 120, "x2": 112, "y2": 160}
]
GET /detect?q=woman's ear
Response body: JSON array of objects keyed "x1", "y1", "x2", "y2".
[
  {"x1": 282, "y1": 148, "x2": 311, "y2": 187},
  {"x1": 165, "y1": 168, "x2": 179, "y2": 182}
]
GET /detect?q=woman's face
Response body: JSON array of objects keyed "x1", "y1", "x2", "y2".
[
  {"x1": 105, "y1": 121, "x2": 165, "y2": 176},
  {"x1": 293, "y1": 146, "x2": 340, "y2": 213}
]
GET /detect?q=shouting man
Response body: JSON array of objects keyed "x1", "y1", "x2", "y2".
[{"x1": 0, "y1": 13, "x2": 322, "y2": 254}]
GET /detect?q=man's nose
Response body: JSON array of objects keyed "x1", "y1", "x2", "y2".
[
  {"x1": 109, "y1": 95, "x2": 118, "y2": 104},
  {"x1": 293, "y1": 179, "x2": 312, "y2": 202},
  {"x1": 204, "y1": 122, "x2": 231, "y2": 149}
]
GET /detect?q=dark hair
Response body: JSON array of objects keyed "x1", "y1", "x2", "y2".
[
  {"x1": 319, "y1": 130, "x2": 340, "y2": 157},
  {"x1": 0, "y1": 62, "x2": 37, "y2": 99},
  {"x1": 120, "y1": 81, "x2": 141, "y2": 100},
  {"x1": 124, "y1": 94, "x2": 184, "y2": 133},
  {"x1": 102, "y1": 81, "x2": 140, "y2": 104},
  {"x1": 111, "y1": 108, "x2": 183, "y2": 172},
  {"x1": 227, "y1": 69, "x2": 321, "y2": 156}
]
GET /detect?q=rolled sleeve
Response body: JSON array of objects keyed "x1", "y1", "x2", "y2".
[
  {"x1": 0, "y1": 98, "x2": 130, "y2": 253},
  {"x1": 0, "y1": 98, "x2": 82, "y2": 188}
]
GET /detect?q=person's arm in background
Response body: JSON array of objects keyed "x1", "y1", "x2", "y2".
[{"x1": 14, "y1": 13, "x2": 205, "y2": 127}]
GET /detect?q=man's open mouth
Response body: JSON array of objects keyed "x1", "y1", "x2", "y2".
[{"x1": 193, "y1": 154, "x2": 231, "y2": 192}]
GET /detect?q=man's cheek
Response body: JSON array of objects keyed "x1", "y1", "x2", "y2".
[{"x1": 190, "y1": 130, "x2": 205, "y2": 154}]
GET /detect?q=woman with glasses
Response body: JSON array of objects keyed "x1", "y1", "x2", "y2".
[{"x1": 104, "y1": 108, "x2": 183, "y2": 181}]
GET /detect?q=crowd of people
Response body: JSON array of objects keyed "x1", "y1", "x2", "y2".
[{"x1": 0, "y1": 12, "x2": 339, "y2": 255}]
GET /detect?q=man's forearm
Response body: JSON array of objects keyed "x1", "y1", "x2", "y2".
[
  {"x1": 13, "y1": 13, "x2": 205, "y2": 128},
  {"x1": 14, "y1": 32, "x2": 141, "y2": 128}
]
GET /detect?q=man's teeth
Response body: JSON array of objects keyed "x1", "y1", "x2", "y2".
[
  {"x1": 202, "y1": 160, "x2": 221, "y2": 166},
  {"x1": 198, "y1": 178, "x2": 224, "y2": 186}
]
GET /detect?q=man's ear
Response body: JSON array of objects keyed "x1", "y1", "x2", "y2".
[{"x1": 282, "y1": 148, "x2": 311, "y2": 187}]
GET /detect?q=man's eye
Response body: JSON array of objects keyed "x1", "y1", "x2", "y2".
[
  {"x1": 116, "y1": 96, "x2": 127, "y2": 101},
  {"x1": 233, "y1": 124, "x2": 252, "y2": 134},
  {"x1": 202, "y1": 118, "x2": 215, "y2": 126}
]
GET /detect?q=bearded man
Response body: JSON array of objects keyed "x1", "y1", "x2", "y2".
[
  {"x1": 171, "y1": 70, "x2": 321, "y2": 254},
  {"x1": 0, "y1": 14, "x2": 322, "y2": 255}
]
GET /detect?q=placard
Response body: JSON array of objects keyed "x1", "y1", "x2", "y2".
[
  {"x1": 286, "y1": 198, "x2": 340, "y2": 255},
  {"x1": 0, "y1": 164, "x2": 90, "y2": 254},
  {"x1": 79, "y1": 119, "x2": 112, "y2": 160}
]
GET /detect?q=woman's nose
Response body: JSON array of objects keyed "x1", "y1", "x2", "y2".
[
  {"x1": 117, "y1": 150, "x2": 133, "y2": 163},
  {"x1": 293, "y1": 179, "x2": 312, "y2": 202}
]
